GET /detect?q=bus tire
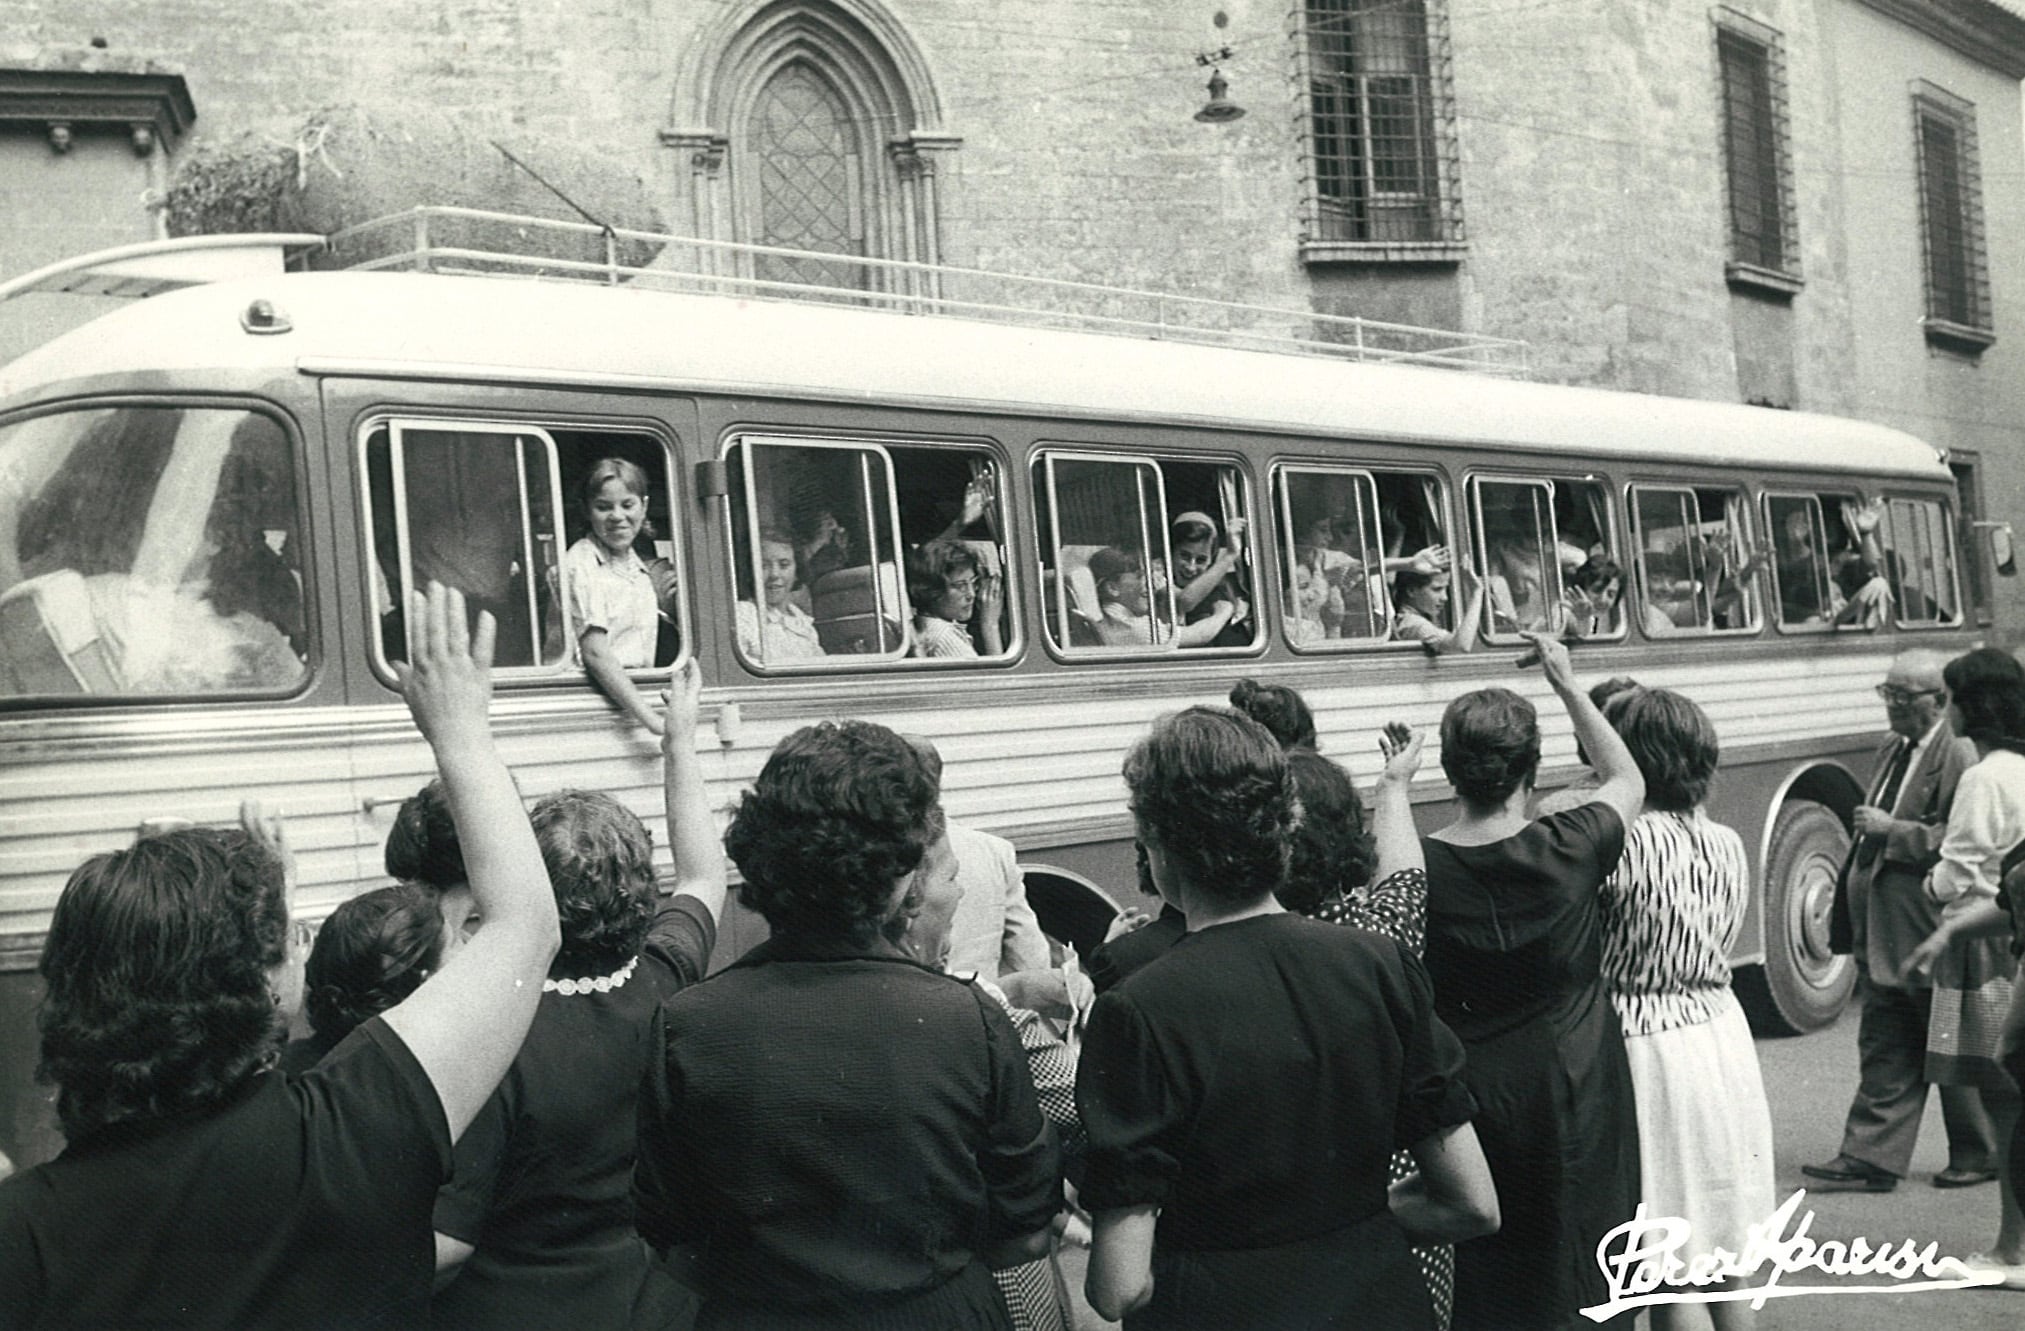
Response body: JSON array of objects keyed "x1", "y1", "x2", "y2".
[
  {"x1": 1018, "y1": 866, "x2": 1123, "y2": 960},
  {"x1": 1737, "y1": 800, "x2": 1856, "y2": 1036}
]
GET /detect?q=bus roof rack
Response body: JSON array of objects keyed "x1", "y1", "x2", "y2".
[
  {"x1": 0, "y1": 233, "x2": 327, "y2": 305},
  {"x1": 3, "y1": 207, "x2": 1530, "y2": 377}
]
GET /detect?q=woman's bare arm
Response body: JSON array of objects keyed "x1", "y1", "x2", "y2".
[
  {"x1": 1369, "y1": 724, "x2": 1426, "y2": 884},
  {"x1": 580, "y1": 628, "x2": 665, "y2": 735},
  {"x1": 1086, "y1": 1205, "x2": 1159, "y2": 1321},
  {"x1": 1392, "y1": 1123, "x2": 1499, "y2": 1244},
  {"x1": 661, "y1": 660, "x2": 728, "y2": 922},
  {"x1": 379, "y1": 584, "x2": 561, "y2": 1143},
  {"x1": 1521, "y1": 631, "x2": 1644, "y2": 826}
]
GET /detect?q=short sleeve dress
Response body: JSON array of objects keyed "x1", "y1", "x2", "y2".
[
  {"x1": 1077, "y1": 913, "x2": 1475, "y2": 1331},
  {"x1": 563, "y1": 537, "x2": 661, "y2": 668},
  {"x1": 1422, "y1": 802, "x2": 1639, "y2": 1331}
]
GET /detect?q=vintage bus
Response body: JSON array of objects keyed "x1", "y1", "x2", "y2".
[{"x1": 0, "y1": 214, "x2": 2004, "y2": 1167}]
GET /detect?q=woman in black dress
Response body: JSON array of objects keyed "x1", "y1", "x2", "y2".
[
  {"x1": 633, "y1": 719, "x2": 1062, "y2": 1330},
  {"x1": 1078, "y1": 705, "x2": 1497, "y2": 1330},
  {"x1": 1422, "y1": 633, "x2": 1646, "y2": 1330}
]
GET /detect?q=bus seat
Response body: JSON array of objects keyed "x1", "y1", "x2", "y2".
[
  {"x1": 1040, "y1": 562, "x2": 1105, "y2": 647},
  {"x1": 810, "y1": 562, "x2": 905, "y2": 655},
  {"x1": 0, "y1": 569, "x2": 123, "y2": 694}
]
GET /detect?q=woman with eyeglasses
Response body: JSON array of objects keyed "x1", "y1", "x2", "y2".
[{"x1": 909, "y1": 540, "x2": 1003, "y2": 658}]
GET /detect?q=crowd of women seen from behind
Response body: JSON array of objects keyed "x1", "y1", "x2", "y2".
[{"x1": 8, "y1": 584, "x2": 2025, "y2": 1328}]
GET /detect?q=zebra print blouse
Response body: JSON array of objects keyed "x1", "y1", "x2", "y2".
[{"x1": 1598, "y1": 808, "x2": 1751, "y2": 1037}]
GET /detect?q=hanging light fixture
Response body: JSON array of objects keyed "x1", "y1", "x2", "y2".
[{"x1": 1194, "y1": 67, "x2": 1245, "y2": 123}]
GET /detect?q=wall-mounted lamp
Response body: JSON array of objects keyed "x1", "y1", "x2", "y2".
[{"x1": 1195, "y1": 67, "x2": 1245, "y2": 123}]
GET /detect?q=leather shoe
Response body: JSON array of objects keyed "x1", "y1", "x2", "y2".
[
  {"x1": 1800, "y1": 1156, "x2": 1898, "y2": 1191},
  {"x1": 1935, "y1": 1166, "x2": 2000, "y2": 1188}
]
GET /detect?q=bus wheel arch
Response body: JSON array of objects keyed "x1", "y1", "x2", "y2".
[
  {"x1": 1018, "y1": 863, "x2": 1124, "y2": 959},
  {"x1": 1737, "y1": 765, "x2": 1861, "y2": 1036}
]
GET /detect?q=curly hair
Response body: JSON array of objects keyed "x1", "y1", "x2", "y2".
[
  {"x1": 1229, "y1": 678, "x2": 1318, "y2": 752},
  {"x1": 725, "y1": 720, "x2": 940, "y2": 942},
  {"x1": 303, "y1": 885, "x2": 444, "y2": 1044},
  {"x1": 37, "y1": 828, "x2": 290, "y2": 1140},
  {"x1": 1278, "y1": 750, "x2": 1375, "y2": 915},
  {"x1": 907, "y1": 540, "x2": 982, "y2": 614},
  {"x1": 1944, "y1": 648, "x2": 2025, "y2": 756},
  {"x1": 1611, "y1": 688, "x2": 1719, "y2": 812},
  {"x1": 1124, "y1": 706, "x2": 1298, "y2": 908},
  {"x1": 383, "y1": 779, "x2": 467, "y2": 890},
  {"x1": 530, "y1": 790, "x2": 660, "y2": 977},
  {"x1": 1440, "y1": 687, "x2": 1541, "y2": 808}
]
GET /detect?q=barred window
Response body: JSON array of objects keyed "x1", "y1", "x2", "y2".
[
  {"x1": 1296, "y1": 0, "x2": 1462, "y2": 258},
  {"x1": 1713, "y1": 11, "x2": 1798, "y2": 290},
  {"x1": 1911, "y1": 82, "x2": 1993, "y2": 351}
]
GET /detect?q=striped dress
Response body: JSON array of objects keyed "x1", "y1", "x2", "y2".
[{"x1": 1598, "y1": 809, "x2": 1775, "y2": 1265}]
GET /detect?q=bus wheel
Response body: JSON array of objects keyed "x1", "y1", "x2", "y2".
[{"x1": 1737, "y1": 800, "x2": 1856, "y2": 1036}]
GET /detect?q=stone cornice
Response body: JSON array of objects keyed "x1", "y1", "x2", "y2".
[
  {"x1": 1854, "y1": 0, "x2": 2025, "y2": 78},
  {"x1": 0, "y1": 60, "x2": 196, "y2": 150}
]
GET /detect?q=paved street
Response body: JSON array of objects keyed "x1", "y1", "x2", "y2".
[{"x1": 1063, "y1": 1003, "x2": 2024, "y2": 1329}]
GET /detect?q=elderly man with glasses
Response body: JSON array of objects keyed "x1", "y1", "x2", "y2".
[{"x1": 1805, "y1": 649, "x2": 1995, "y2": 1192}]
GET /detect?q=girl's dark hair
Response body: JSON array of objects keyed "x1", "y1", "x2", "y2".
[
  {"x1": 1278, "y1": 750, "x2": 1375, "y2": 914},
  {"x1": 384, "y1": 779, "x2": 467, "y2": 890},
  {"x1": 1570, "y1": 555, "x2": 1623, "y2": 597},
  {"x1": 530, "y1": 790, "x2": 660, "y2": 976},
  {"x1": 1944, "y1": 648, "x2": 2025, "y2": 756},
  {"x1": 1440, "y1": 687, "x2": 1541, "y2": 807},
  {"x1": 303, "y1": 885, "x2": 444, "y2": 1043},
  {"x1": 725, "y1": 720, "x2": 941, "y2": 942},
  {"x1": 1611, "y1": 688, "x2": 1719, "y2": 812},
  {"x1": 1124, "y1": 706, "x2": 1298, "y2": 908},
  {"x1": 1394, "y1": 566, "x2": 1437, "y2": 601},
  {"x1": 907, "y1": 540, "x2": 982, "y2": 611},
  {"x1": 37, "y1": 828, "x2": 290, "y2": 1140},
  {"x1": 1230, "y1": 678, "x2": 1318, "y2": 752}
]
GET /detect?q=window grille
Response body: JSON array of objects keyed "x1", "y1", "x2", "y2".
[
  {"x1": 1295, "y1": 0, "x2": 1463, "y2": 257},
  {"x1": 1713, "y1": 12, "x2": 1798, "y2": 287},
  {"x1": 1911, "y1": 82, "x2": 1993, "y2": 350}
]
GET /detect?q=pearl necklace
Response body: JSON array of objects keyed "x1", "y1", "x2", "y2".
[{"x1": 543, "y1": 955, "x2": 638, "y2": 996}]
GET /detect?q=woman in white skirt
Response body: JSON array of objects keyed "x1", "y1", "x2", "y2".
[{"x1": 1598, "y1": 687, "x2": 1776, "y2": 1331}]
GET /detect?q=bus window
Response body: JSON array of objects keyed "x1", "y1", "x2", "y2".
[
  {"x1": 1274, "y1": 464, "x2": 1457, "y2": 651},
  {"x1": 549, "y1": 432, "x2": 684, "y2": 672},
  {"x1": 1629, "y1": 485, "x2": 1760, "y2": 636},
  {"x1": 1882, "y1": 497, "x2": 1962, "y2": 628},
  {"x1": 1158, "y1": 457, "x2": 1257, "y2": 651},
  {"x1": 1468, "y1": 475, "x2": 1621, "y2": 643},
  {"x1": 1764, "y1": 492, "x2": 1881, "y2": 632},
  {"x1": 0, "y1": 405, "x2": 309, "y2": 699},
  {"x1": 888, "y1": 443, "x2": 1016, "y2": 662},
  {"x1": 364, "y1": 421, "x2": 569, "y2": 672},
  {"x1": 726, "y1": 436, "x2": 907, "y2": 665},
  {"x1": 1031, "y1": 451, "x2": 1173, "y2": 653}
]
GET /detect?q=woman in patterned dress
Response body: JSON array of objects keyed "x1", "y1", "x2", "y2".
[{"x1": 1596, "y1": 688, "x2": 1775, "y2": 1331}]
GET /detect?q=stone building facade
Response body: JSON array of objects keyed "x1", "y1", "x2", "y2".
[{"x1": 2, "y1": 0, "x2": 2021, "y2": 630}]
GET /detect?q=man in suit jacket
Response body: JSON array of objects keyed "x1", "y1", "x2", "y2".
[
  {"x1": 904, "y1": 738, "x2": 1051, "y2": 982},
  {"x1": 1806, "y1": 649, "x2": 1994, "y2": 1191}
]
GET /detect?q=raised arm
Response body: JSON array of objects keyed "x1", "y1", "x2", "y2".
[
  {"x1": 661, "y1": 660, "x2": 728, "y2": 921},
  {"x1": 1369, "y1": 723, "x2": 1426, "y2": 885},
  {"x1": 379, "y1": 584, "x2": 561, "y2": 1143},
  {"x1": 1521, "y1": 631, "x2": 1644, "y2": 826}
]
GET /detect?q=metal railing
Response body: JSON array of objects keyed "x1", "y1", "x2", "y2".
[{"x1": 322, "y1": 206, "x2": 1530, "y2": 377}]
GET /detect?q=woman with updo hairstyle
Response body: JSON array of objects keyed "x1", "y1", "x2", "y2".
[
  {"x1": 432, "y1": 663, "x2": 727, "y2": 1331},
  {"x1": 280, "y1": 884, "x2": 446, "y2": 1073},
  {"x1": 1079, "y1": 706, "x2": 1495, "y2": 1330},
  {"x1": 1421, "y1": 633, "x2": 1646, "y2": 1331},
  {"x1": 1595, "y1": 688, "x2": 1774, "y2": 1331},
  {"x1": 634, "y1": 718, "x2": 1062, "y2": 1330},
  {"x1": 1229, "y1": 677, "x2": 1317, "y2": 752},
  {"x1": 386, "y1": 776, "x2": 481, "y2": 949}
]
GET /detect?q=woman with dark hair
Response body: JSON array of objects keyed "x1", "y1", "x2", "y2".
[
  {"x1": 1228, "y1": 677, "x2": 1317, "y2": 752},
  {"x1": 910, "y1": 539, "x2": 1003, "y2": 657},
  {"x1": 1422, "y1": 632, "x2": 1646, "y2": 1330},
  {"x1": 432, "y1": 660, "x2": 728, "y2": 1330},
  {"x1": 386, "y1": 776, "x2": 481, "y2": 949},
  {"x1": 280, "y1": 884, "x2": 447, "y2": 1072},
  {"x1": 1596, "y1": 688, "x2": 1774, "y2": 1331},
  {"x1": 1079, "y1": 706, "x2": 1496, "y2": 1329},
  {"x1": 634, "y1": 719, "x2": 1061, "y2": 1329},
  {"x1": 0, "y1": 583, "x2": 561, "y2": 1327},
  {"x1": 1906, "y1": 647, "x2": 2025, "y2": 1280}
]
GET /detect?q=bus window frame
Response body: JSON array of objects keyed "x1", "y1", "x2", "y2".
[
  {"x1": 1883, "y1": 493, "x2": 1964, "y2": 630},
  {"x1": 1761, "y1": 489, "x2": 1870, "y2": 636},
  {"x1": 0, "y1": 396, "x2": 322, "y2": 709},
  {"x1": 1031, "y1": 447, "x2": 1184, "y2": 662},
  {"x1": 1626, "y1": 481, "x2": 1764, "y2": 640},
  {"x1": 1464, "y1": 471, "x2": 1628, "y2": 647},
  {"x1": 1273, "y1": 463, "x2": 1390, "y2": 653},
  {"x1": 1272, "y1": 458, "x2": 1460, "y2": 654}
]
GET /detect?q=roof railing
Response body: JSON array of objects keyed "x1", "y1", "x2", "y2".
[{"x1": 3, "y1": 206, "x2": 1530, "y2": 377}]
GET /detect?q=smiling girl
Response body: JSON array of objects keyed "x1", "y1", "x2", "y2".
[{"x1": 564, "y1": 458, "x2": 673, "y2": 733}]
